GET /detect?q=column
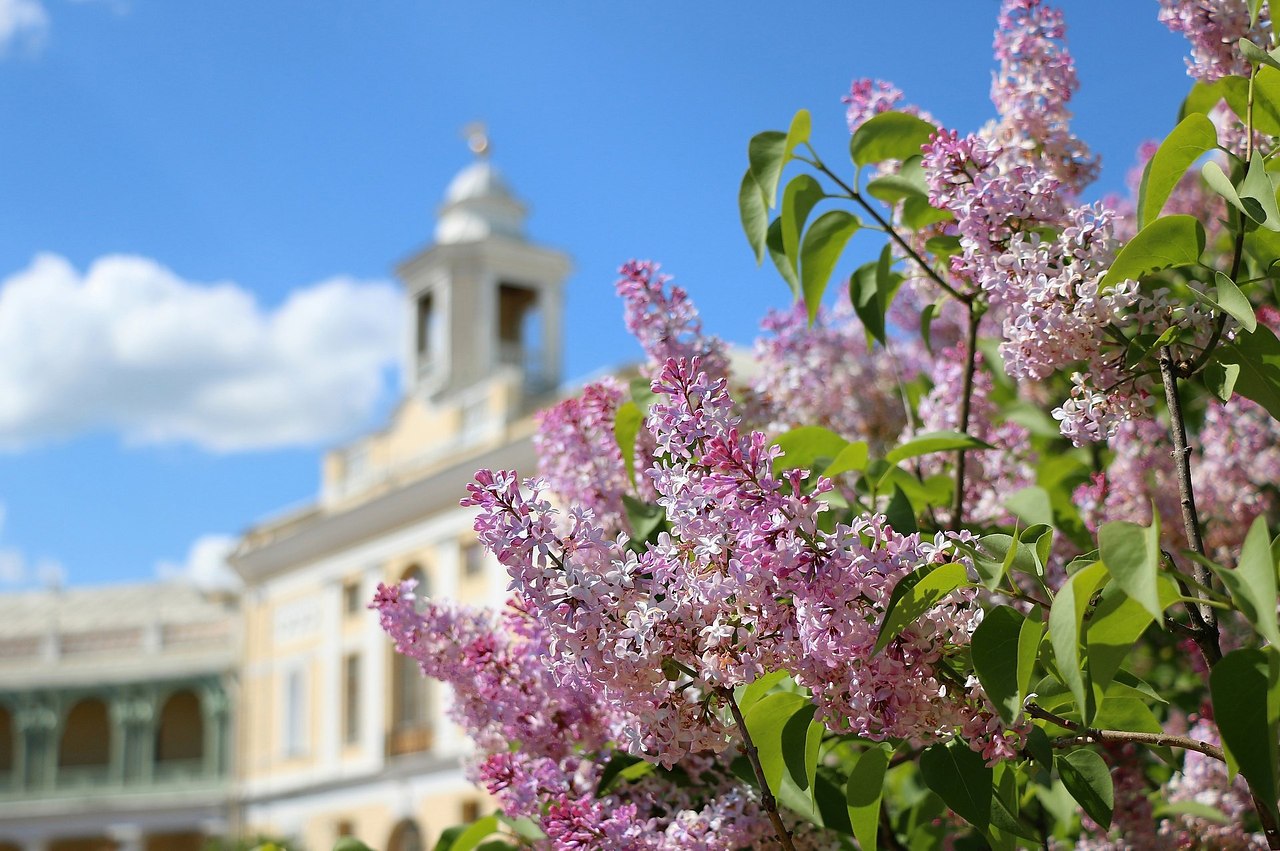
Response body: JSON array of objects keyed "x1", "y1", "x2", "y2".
[{"x1": 200, "y1": 681, "x2": 230, "y2": 779}]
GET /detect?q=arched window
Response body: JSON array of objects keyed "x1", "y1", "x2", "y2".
[
  {"x1": 59, "y1": 698, "x2": 110, "y2": 768},
  {"x1": 386, "y1": 820, "x2": 423, "y2": 851},
  {"x1": 156, "y1": 690, "x2": 204, "y2": 763},
  {"x1": 388, "y1": 566, "x2": 432, "y2": 755}
]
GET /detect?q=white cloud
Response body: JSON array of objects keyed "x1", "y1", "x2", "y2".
[
  {"x1": 0, "y1": 0, "x2": 47, "y2": 54},
  {"x1": 0, "y1": 501, "x2": 66, "y2": 587},
  {"x1": 0, "y1": 253, "x2": 404, "y2": 451},
  {"x1": 156, "y1": 534, "x2": 240, "y2": 590}
]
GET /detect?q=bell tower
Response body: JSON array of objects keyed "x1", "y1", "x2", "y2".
[{"x1": 397, "y1": 126, "x2": 571, "y2": 412}]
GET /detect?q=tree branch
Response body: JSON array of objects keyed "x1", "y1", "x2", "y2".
[
  {"x1": 720, "y1": 689, "x2": 797, "y2": 851},
  {"x1": 952, "y1": 303, "x2": 981, "y2": 529},
  {"x1": 1026, "y1": 703, "x2": 1224, "y2": 762},
  {"x1": 1158, "y1": 347, "x2": 1221, "y2": 668}
]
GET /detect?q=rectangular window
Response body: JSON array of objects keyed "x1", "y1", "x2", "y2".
[
  {"x1": 343, "y1": 653, "x2": 361, "y2": 745},
  {"x1": 282, "y1": 667, "x2": 308, "y2": 757},
  {"x1": 463, "y1": 541, "x2": 485, "y2": 578},
  {"x1": 416, "y1": 291, "x2": 442, "y2": 371},
  {"x1": 342, "y1": 580, "x2": 362, "y2": 616}
]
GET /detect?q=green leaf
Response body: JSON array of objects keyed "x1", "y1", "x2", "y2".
[
  {"x1": 1217, "y1": 324, "x2": 1280, "y2": 422},
  {"x1": 765, "y1": 217, "x2": 800, "y2": 297},
  {"x1": 882, "y1": 484, "x2": 917, "y2": 535},
  {"x1": 1139, "y1": 113, "x2": 1217, "y2": 227},
  {"x1": 919, "y1": 738, "x2": 992, "y2": 834},
  {"x1": 875, "y1": 562, "x2": 969, "y2": 654},
  {"x1": 884, "y1": 430, "x2": 992, "y2": 466},
  {"x1": 1203, "y1": 159, "x2": 1248, "y2": 216},
  {"x1": 901, "y1": 195, "x2": 953, "y2": 230},
  {"x1": 920, "y1": 300, "x2": 941, "y2": 354},
  {"x1": 748, "y1": 130, "x2": 787, "y2": 209},
  {"x1": 1018, "y1": 617, "x2": 1044, "y2": 707},
  {"x1": 1087, "y1": 589, "x2": 1157, "y2": 697},
  {"x1": 1225, "y1": 69, "x2": 1280, "y2": 135},
  {"x1": 1098, "y1": 516, "x2": 1163, "y2": 620},
  {"x1": 1047, "y1": 561, "x2": 1109, "y2": 720},
  {"x1": 850, "y1": 111, "x2": 938, "y2": 167},
  {"x1": 1250, "y1": 0, "x2": 1266, "y2": 27},
  {"x1": 784, "y1": 108, "x2": 811, "y2": 164},
  {"x1": 1100, "y1": 215, "x2": 1206, "y2": 289},
  {"x1": 849, "y1": 244, "x2": 903, "y2": 347},
  {"x1": 742, "y1": 691, "x2": 812, "y2": 795},
  {"x1": 1006, "y1": 486, "x2": 1054, "y2": 528},
  {"x1": 972, "y1": 606, "x2": 1028, "y2": 724},
  {"x1": 771, "y1": 425, "x2": 849, "y2": 474},
  {"x1": 739, "y1": 169, "x2": 768, "y2": 264},
  {"x1": 1241, "y1": 37, "x2": 1280, "y2": 72},
  {"x1": 781, "y1": 703, "x2": 823, "y2": 795},
  {"x1": 1198, "y1": 355, "x2": 1239, "y2": 399},
  {"x1": 866, "y1": 157, "x2": 929, "y2": 203},
  {"x1": 823, "y1": 441, "x2": 869, "y2": 477},
  {"x1": 1182, "y1": 78, "x2": 1228, "y2": 120},
  {"x1": 614, "y1": 401, "x2": 642, "y2": 486},
  {"x1": 1211, "y1": 648, "x2": 1280, "y2": 819},
  {"x1": 1219, "y1": 516, "x2": 1280, "y2": 646},
  {"x1": 1214, "y1": 271, "x2": 1259, "y2": 332},
  {"x1": 846, "y1": 746, "x2": 890, "y2": 851},
  {"x1": 333, "y1": 840, "x2": 373, "y2": 851},
  {"x1": 780, "y1": 174, "x2": 826, "y2": 277},
  {"x1": 435, "y1": 816, "x2": 499, "y2": 851},
  {"x1": 737, "y1": 670, "x2": 791, "y2": 714},
  {"x1": 622, "y1": 495, "x2": 665, "y2": 545},
  {"x1": 799, "y1": 210, "x2": 860, "y2": 324},
  {"x1": 596, "y1": 752, "x2": 655, "y2": 795},
  {"x1": 1241, "y1": 150, "x2": 1280, "y2": 230},
  {"x1": 1155, "y1": 800, "x2": 1230, "y2": 824},
  {"x1": 1057, "y1": 750, "x2": 1114, "y2": 829}
]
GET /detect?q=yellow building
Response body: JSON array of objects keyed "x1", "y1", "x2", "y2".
[
  {"x1": 229, "y1": 148, "x2": 571, "y2": 851},
  {"x1": 0, "y1": 582, "x2": 237, "y2": 851}
]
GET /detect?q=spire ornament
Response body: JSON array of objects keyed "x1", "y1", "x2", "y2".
[{"x1": 462, "y1": 121, "x2": 490, "y2": 159}]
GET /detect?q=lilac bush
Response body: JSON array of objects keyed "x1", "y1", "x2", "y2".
[{"x1": 374, "y1": 1, "x2": 1280, "y2": 847}]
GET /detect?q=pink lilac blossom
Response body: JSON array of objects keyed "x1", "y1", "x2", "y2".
[
  {"x1": 535, "y1": 377, "x2": 632, "y2": 534},
  {"x1": 490, "y1": 356, "x2": 1019, "y2": 764},
  {"x1": 1074, "y1": 742, "x2": 1159, "y2": 850},
  {"x1": 1159, "y1": 0, "x2": 1271, "y2": 82},
  {"x1": 913, "y1": 345, "x2": 1037, "y2": 527},
  {"x1": 988, "y1": 0, "x2": 1098, "y2": 193},
  {"x1": 751, "y1": 302, "x2": 911, "y2": 451},
  {"x1": 371, "y1": 583, "x2": 820, "y2": 849},
  {"x1": 842, "y1": 78, "x2": 905, "y2": 134},
  {"x1": 1157, "y1": 717, "x2": 1268, "y2": 848},
  {"x1": 920, "y1": 127, "x2": 1148, "y2": 444},
  {"x1": 616, "y1": 261, "x2": 729, "y2": 382},
  {"x1": 1073, "y1": 398, "x2": 1280, "y2": 564}
]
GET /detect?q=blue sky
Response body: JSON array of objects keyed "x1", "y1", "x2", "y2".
[{"x1": 0, "y1": 1, "x2": 1194, "y2": 587}]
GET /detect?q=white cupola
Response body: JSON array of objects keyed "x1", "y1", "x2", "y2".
[{"x1": 397, "y1": 125, "x2": 572, "y2": 411}]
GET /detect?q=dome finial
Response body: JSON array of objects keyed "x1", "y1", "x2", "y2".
[{"x1": 462, "y1": 121, "x2": 490, "y2": 159}]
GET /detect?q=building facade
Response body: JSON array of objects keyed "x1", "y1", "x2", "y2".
[
  {"x1": 0, "y1": 583, "x2": 237, "y2": 851},
  {"x1": 228, "y1": 149, "x2": 571, "y2": 851}
]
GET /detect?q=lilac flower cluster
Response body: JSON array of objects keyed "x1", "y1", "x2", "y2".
[
  {"x1": 988, "y1": 0, "x2": 1098, "y2": 193},
  {"x1": 841, "y1": 78, "x2": 905, "y2": 134},
  {"x1": 534, "y1": 377, "x2": 633, "y2": 535},
  {"x1": 1074, "y1": 398, "x2": 1280, "y2": 564},
  {"x1": 464, "y1": 354, "x2": 1022, "y2": 770},
  {"x1": 914, "y1": 344, "x2": 1036, "y2": 527},
  {"x1": 920, "y1": 128, "x2": 1147, "y2": 443},
  {"x1": 616, "y1": 260, "x2": 728, "y2": 381},
  {"x1": 371, "y1": 583, "x2": 816, "y2": 848},
  {"x1": 1159, "y1": 0, "x2": 1271, "y2": 82},
  {"x1": 750, "y1": 303, "x2": 911, "y2": 451}
]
